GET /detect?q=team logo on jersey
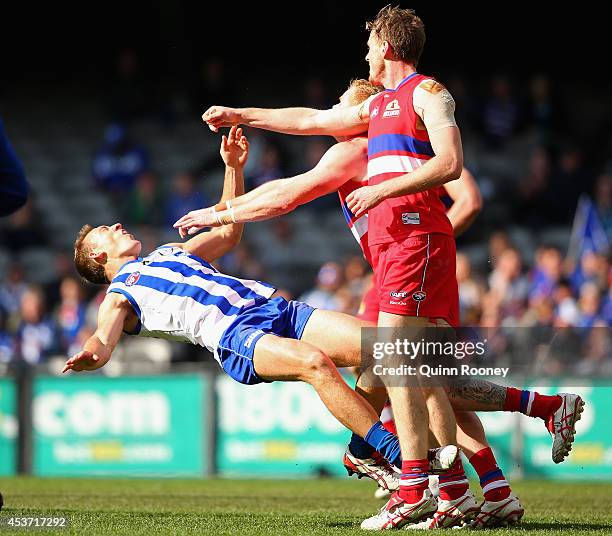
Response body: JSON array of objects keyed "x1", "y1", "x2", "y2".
[
  {"x1": 125, "y1": 271, "x2": 141, "y2": 286},
  {"x1": 412, "y1": 291, "x2": 427, "y2": 302},
  {"x1": 390, "y1": 291, "x2": 409, "y2": 299},
  {"x1": 371, "y1": 106, "x2": 380, "y2": 118},
  {"x1": 383, "y1": 99, "x2": 401, "y2": 118},
  {"x1": 402, "y1": 212, "x2": 420, "y2": 225}
]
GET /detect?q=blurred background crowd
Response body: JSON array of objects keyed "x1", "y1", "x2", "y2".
[{"x1": 1, "y1": 3, "x2": 611, "y2": 375}]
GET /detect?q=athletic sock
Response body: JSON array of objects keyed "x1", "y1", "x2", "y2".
[
  {"x1": 381, "y1": 400, "x2": 397, "y2": 435},
  {"x1": 364, "y1": 421, "x2": 402, "y2": 468},
  {"x1": 348, "y1": 433, "x2": 376, "y2": 459},
  {"x1": 398, "y1": 459, "x2": 429, "y2": 504},
  {"x1": 469, "y1": 447, "x2": 511, "y2": 502},
  {"x1": 504, "y1": 388, "x2": 562, "y2": 420},
  {"x1": 438, "y1": 457, "x2": 469, "y2": 501}
]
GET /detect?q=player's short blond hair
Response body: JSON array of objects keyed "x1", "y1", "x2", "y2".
[
  {"x1": 74, "y1": 224, "x2": 109, "y2": 285},
  {"x1": 366, "y1": 5, "x2": 426, "y2": 66},
  {"x1": 346, "y1": 79, "x2": 383, "y2": 105}
]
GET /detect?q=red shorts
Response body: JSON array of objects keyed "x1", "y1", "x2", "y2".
[
  {"x1": 356, "y1": 284, "x2": 380, "y2": 323},
  {"x1": 370, "y1": 233, "x2": 459, "y2": 327}
]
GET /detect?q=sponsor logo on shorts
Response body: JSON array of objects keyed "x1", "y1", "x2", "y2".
[
  {"x1": 390, "y1": 291, "x2": 409, "y2": 299},
  {"x1": 125, "y1": 271, "x2": 141, "y2": 286},
  {"x1": 412, "y1": 291, "x2": 427, "y2": 302},
  {"x1": 402, "y1": 212, "x2": 420, "y2": 225},
  {"x1": 245, "y1": 329, "x2": 265, "y2": 349},
  {"x1": 383, "y1": 99, "x2": 401, "y2": 118}
]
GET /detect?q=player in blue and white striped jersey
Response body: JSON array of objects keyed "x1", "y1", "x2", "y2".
[{"x1": 62, "y1": 127, "x2": 405, "y2": 478}]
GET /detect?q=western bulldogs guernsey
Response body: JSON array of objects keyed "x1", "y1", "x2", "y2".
[
  {"x1": 367, "y1": 73, "x2": 454, "y2": 246},
  {"x1": 107, "y1": 246, "x2": 276, "y2": 362},
  {"x1": 338, "y1": 177, "x2": 373, "y2": 267}
]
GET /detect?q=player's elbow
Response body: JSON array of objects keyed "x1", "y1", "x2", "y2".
[
  {"x1": 466, "y1": 191, "x2": 483, "y2": 218},
  {"x1": 444, "y1": 154, "x2": 463, "y2": 182},
  {"x1": 221, "y1": 224, "x2": 243, "y2": 249}
]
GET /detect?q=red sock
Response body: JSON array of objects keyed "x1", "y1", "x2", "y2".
[
  {"x1": 504, "y1": 388, "x2": 562, "y2": 420},
  {"x1": 398, "y1": 459, "x2": 429, "y2": 504},
  {"x1": 438, "y1": 458, "x2": 469, "y2": 501},
  {"x1": 469, "y1": 447, "x2": 511, "y2": 502},
  {"x1": 381, "y1": 400, "x2": 397, "y2": 435}
]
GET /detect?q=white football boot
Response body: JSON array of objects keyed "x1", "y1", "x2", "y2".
[
  {"x1": 344, "y1": 449, "x2": 400, "y2": 492},
  {"x1": 547, "y1": 393, "x2": 585, "y2": 463},
  {"x1": 470, "y1": 493, "x2": 524, "y2": 528},
  {"x1": 404, "y1": 489, "x2": 480, "y2": 529},
  {"x1": 360, "y1": 489, "x2": 438, "y2": 530}
]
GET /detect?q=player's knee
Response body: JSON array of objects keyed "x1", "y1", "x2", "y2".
[{"x1": 301, "y1": 350, "x2": 334, "y2": 381}]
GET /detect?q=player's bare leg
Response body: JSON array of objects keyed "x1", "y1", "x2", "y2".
[
  {"x1": 252, "y1": 331, "x2": 401, "y2": 492},
  {"x1": 448, "y1": 379, "x2": 584, "y2": 463},
  {"x1": 252, "y1": 333, "x2": 379, "y2": 436}
]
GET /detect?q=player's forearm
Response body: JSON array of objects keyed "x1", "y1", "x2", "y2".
[
  {"x1": 378, "y1": 154, "x2": 462, "y2": 199},
  {"x1": 82, "y1": 335, "x2": 113, "y2": 369},
  {"x1": 216, "y1": 179, "x2": 298, "y2": 223},
  {"x1": 446, "y1": 195, "x2": 482, "y2": 237},
  {"x1": 218, "y1": 165, "x2": 245, "y2": 242},
  {"x1": 237, "y1": 107, "x2": 363, "y2": 136}
]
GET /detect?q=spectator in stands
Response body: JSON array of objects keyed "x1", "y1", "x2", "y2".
[
  {"x1": 0, "y1": 308, "x2": 14, "y2": 364},
  {"x1": 529, "y1": 246, "x2": 563, "y2": 300},
  {"x1": 92, "y1": 123, "x2": 148, "y2": 196},
  {"x1": 594, "y1": 174, "x2": 612, "y2": 236},
  {"x1": 456, "y1": 253, "x2": 483, "y2": 324},
  {"x1": 123, "y1": 171, "x2": 164, "y2": 226},
  {"x1": 488, "y1": 247, "x2": 529, "y2": 321},
  {"x1": 299, "y1": 262, "x2": 344, "y2": 311},
  {"x1": 164, "y1": 172, "x2": 210, "y2": 227},
  {"x1": 482, "y1": 75, "x2": 521, "y2": 150},
  {"x1": 487, "y1": 231, "x2": 512, "y2": 270},
  {"x1": 571, "y1": 251, "x2": 609, "y2": 294},
  {"x1": 577, "y1": 282, "x2": 603, "y2": 328},
  {"x1": 15, "y1": 286, "x2": 58, "y2": 366},
  {"x1": 55, "y1": 277, "x2": 87, "y2": 353},
  {"x1": 0, "y1": 263, "x2": 28, "y2": 323},
  {"x1": 552, "y1": 279, "x2": 581, "y2": 327}
]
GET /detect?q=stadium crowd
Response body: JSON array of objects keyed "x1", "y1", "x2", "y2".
[{"x1": 1, "y1": 55, "x2": 611, "y2": 373}]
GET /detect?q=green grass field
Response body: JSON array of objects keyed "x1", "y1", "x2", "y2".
[{"x1": 0, "y1": 477, "x2": 611, "y2": 535}]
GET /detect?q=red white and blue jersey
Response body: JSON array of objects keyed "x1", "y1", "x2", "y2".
[
  {"x1": 338, "y1": 177, "x2": 373, "y2": 267},
  {"x1": 367, "y1": 73, "x2": 453, "y2": 245}
]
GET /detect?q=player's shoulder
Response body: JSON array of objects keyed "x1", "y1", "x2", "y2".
[
  {"x1": 326, "y1": 137, "x2": 368, "y2": 169},
  {"x1": 102, "y1": 291, "x2": 132, "y2": 310},
  {"x1": 416, "y1": 77, "x2": 447, "y2": 94}
]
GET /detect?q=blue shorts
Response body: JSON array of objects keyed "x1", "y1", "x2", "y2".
[{"x1": 216, "y1": 297, "x2": 316, "y2": 385}]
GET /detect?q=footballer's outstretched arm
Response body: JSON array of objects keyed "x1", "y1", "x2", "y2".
[
  {"x1": 202, "y1": 97, "x2": 373, "y2": 136},
  {"x1": 173, "y1": 140, "x2": 366, "y2": 233},
  {"x1": 444, "y1": 167, "x2": 482, "y2": 236},
  {"x1": 62, "y1": 293, "x2": 130, "y2": 373},
  {"x1": 168, "y1": 127, "x2": 247, "y2": 262}
]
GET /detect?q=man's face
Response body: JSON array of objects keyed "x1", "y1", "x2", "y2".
[
  {"x1": 366, "y1": 33, "x2": 385, "y2": 85},
  {"x1": 87, "y1": 223, "x2": 142, "y2": 262}
]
